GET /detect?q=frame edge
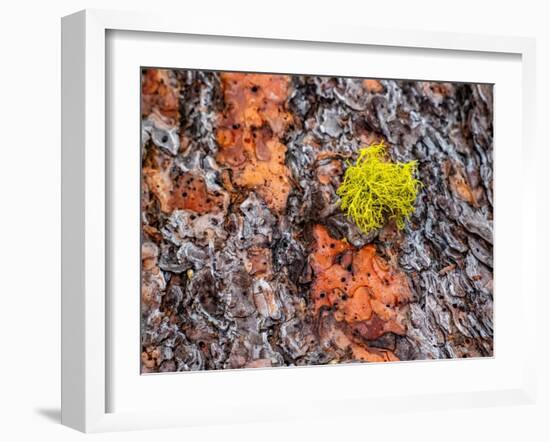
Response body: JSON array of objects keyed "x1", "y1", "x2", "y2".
[
  {"x1": 61, "y1": 8, "x2": 538, "y2": 432},
  {"x1": 61, "y1": 9, "x2": 87, "y2": 432}
]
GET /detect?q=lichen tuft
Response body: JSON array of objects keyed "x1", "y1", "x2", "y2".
[{"x1": 336, "y1": 141, "x2": 421, "y2": 234}]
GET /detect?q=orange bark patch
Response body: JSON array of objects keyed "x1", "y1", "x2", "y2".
[
  {"x1": 171, "y1": 173, "x2": 224, "y2": 214},
  {"x1": 423, "y1": 82, "x2": 452, "y2": 97},
  {"x1": 363, "y1": 79, "x2": 384, "y2": 93},
  {"x1": 310, "y1": 225, "x2": 411, "y2": 362},
  {"x1": 216, "y1": 73, "x2": 293, "y2": 212},
  {"x1": 141, "y1": 68, "x2": 180, "y2": 122},
  {"x1": 445, "y1": 161, "x2": 479, "y2": 207},
  {"x1": 143, "y1": 165, "x2": 173, "y2": 213},
  {"x1": 450, "y1": 174, "x2": 477, "y2": 206},
  {"x1": 144, "y1": 166, "x2": 223, "y2": 215}
]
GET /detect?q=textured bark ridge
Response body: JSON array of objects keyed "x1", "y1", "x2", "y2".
[{"x1": 140, "y1": 68, "x2": 493, "y2": 372}]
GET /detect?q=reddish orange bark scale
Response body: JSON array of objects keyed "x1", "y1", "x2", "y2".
[
  {"x1": 310, "y1": 225, "x2": 411, "y2": 362},
  {"x1": 216, "y1": 73, "x2": 293, "y2": 213},
  {"x1": 141, "y1": 68, "x2": 180, "y2": 122}
]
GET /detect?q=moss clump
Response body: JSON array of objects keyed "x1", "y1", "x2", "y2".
[{"x1": 336, "y1": 141, "x2": 420, "y2": 234}]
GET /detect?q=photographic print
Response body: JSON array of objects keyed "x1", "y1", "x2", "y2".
[{"x1": 140, "y1": 68, "x2": 493, "y2": 373}]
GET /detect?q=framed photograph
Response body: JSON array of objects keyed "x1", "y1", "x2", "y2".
[{"x1": 61, "y1": 9, "x2": 537, "y2": 432}]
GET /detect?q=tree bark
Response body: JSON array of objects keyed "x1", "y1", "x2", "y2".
[{"x1": 140, "y1": 69, "x2": 493, "y2": 372}]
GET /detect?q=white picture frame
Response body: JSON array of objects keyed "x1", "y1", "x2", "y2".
[{"x1": 61, "y1": 9, "x2": 537, "y2": 433}]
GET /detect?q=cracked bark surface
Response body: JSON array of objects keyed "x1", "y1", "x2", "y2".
[{"x1": 140, "y1": 68, "x2": 493, "y2": 372}]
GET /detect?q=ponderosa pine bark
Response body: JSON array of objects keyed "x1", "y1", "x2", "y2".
[{"x1": 140, "y1": 69, "x2": 493, "y2": 372}]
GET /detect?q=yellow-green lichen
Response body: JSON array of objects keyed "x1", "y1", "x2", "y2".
[{"x1": 336, "y1": 141, "x2": 421, "y2": 234}]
